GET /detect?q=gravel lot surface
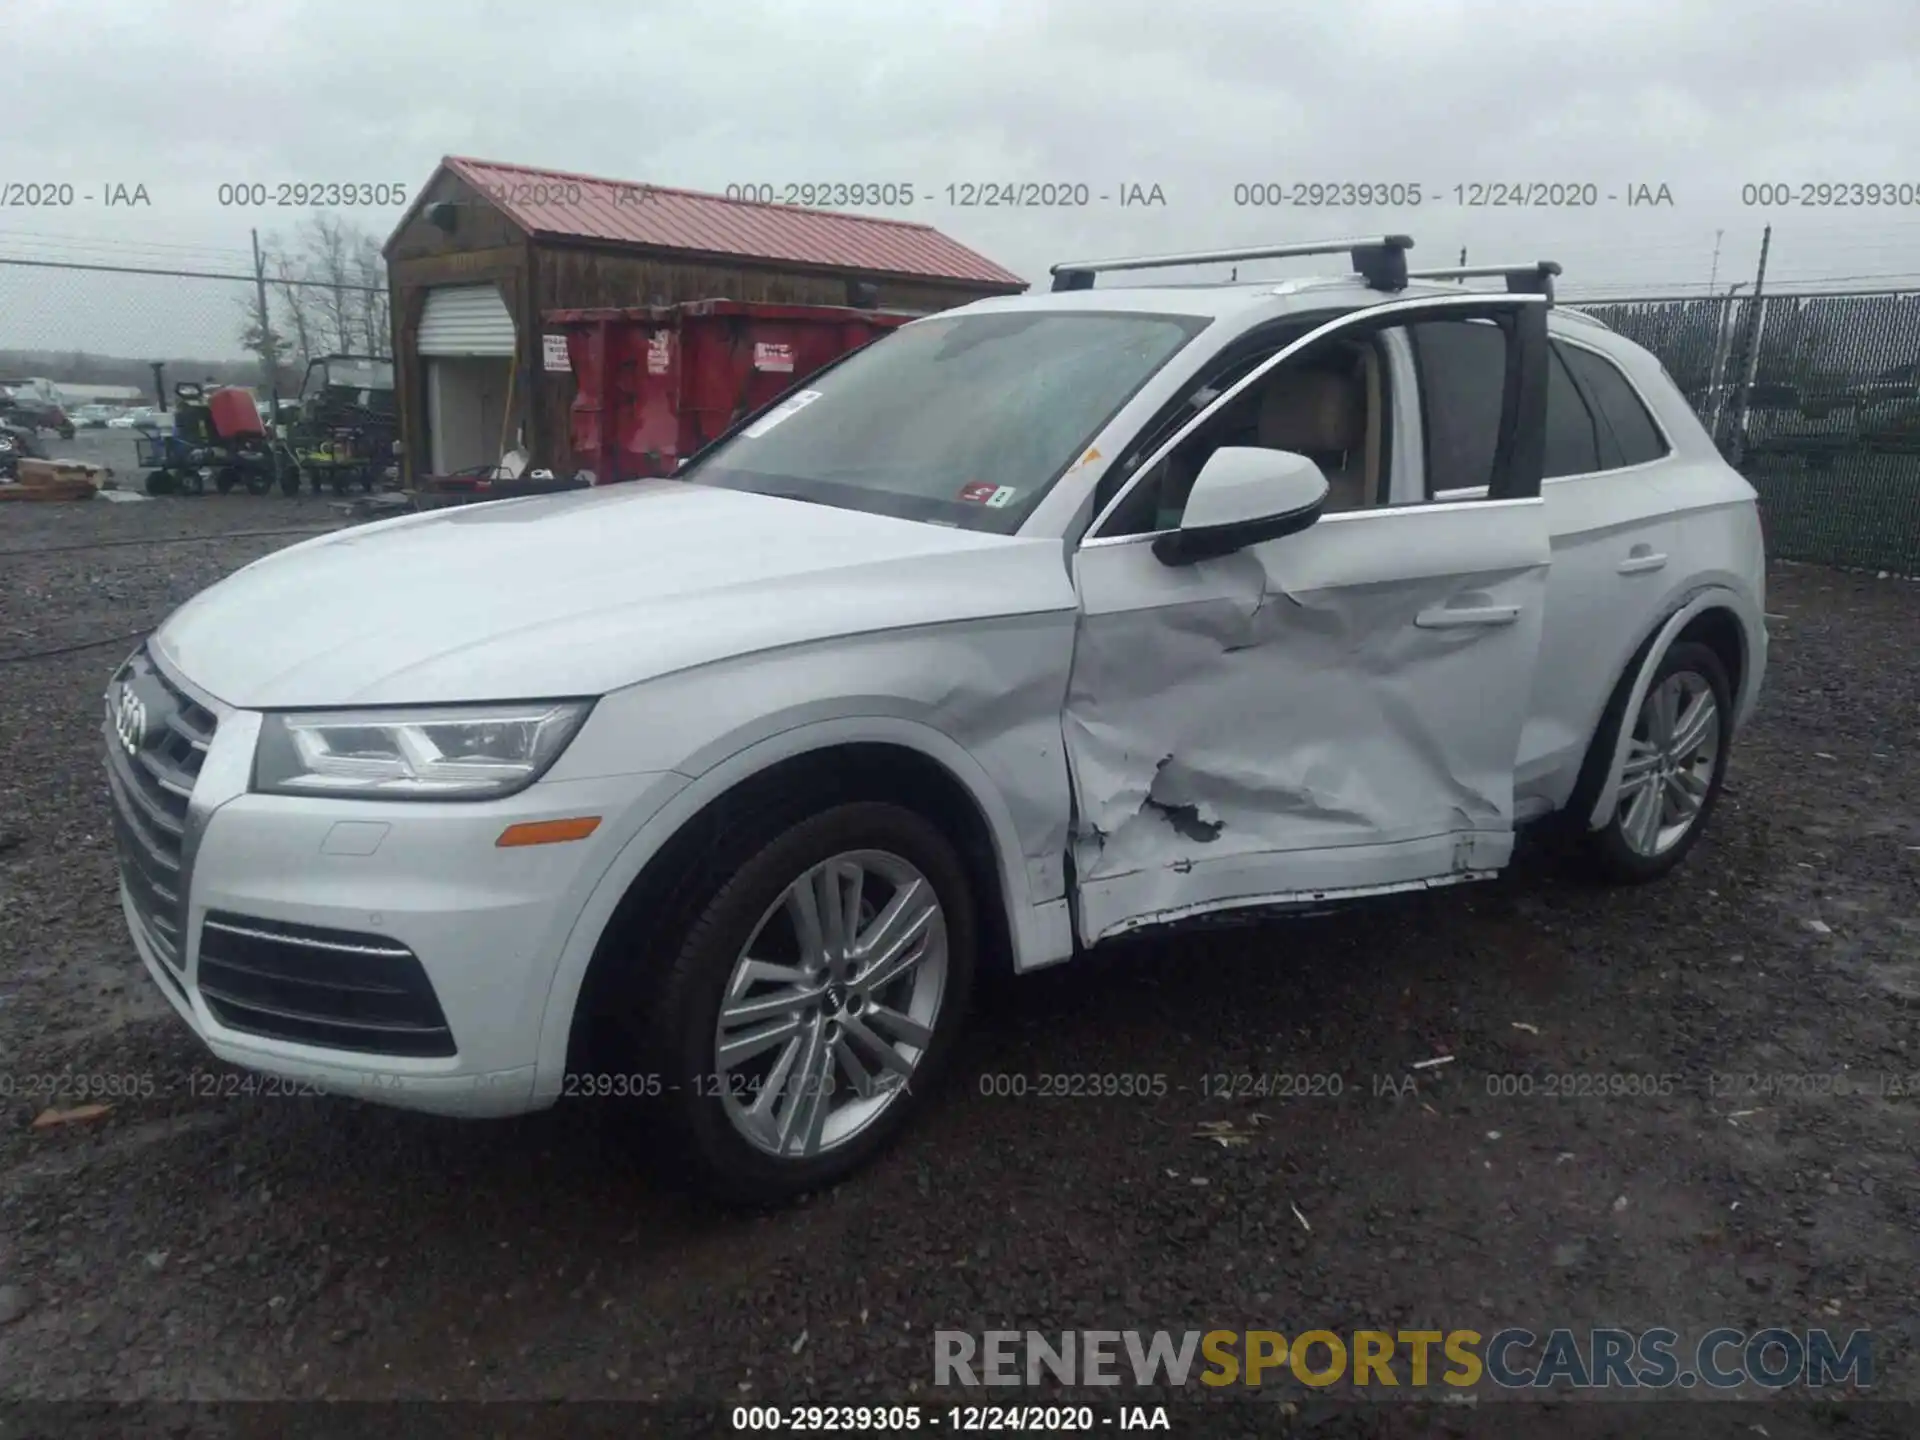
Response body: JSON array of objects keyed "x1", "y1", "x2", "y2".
[{"x1": 0, "y1": 493, "x2": 1915, "y2": 1436}]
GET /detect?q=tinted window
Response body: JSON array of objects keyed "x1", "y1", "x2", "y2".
[
  {"x1": 1407, "y1": 319, "x2": 1506, "y2": 494},
  {"x1": 1542, "y1": 343, "x2": 1602, "y2": 477},
  {"x1": 689, "y1": 310, "x2": 1209, "y2": 533},
  {"x1": 1559, "y1": 344, "x2": 1668, "y2": 467}
]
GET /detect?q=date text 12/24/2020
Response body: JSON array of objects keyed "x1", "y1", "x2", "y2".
[
  {"x1": 1232, "y1": 181, "x2": 1676, "y2": 207},
  {"x1": 722, "y1": 182, "x2": 1168, "y2": 208}
]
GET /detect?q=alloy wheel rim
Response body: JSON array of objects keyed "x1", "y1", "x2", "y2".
[
  {"x1": 713, "y1": 849, "x2": 948, "y2": 1160},
  {"x1": 1616, "y1": 670, "x2": 1721, "y2": 857}
]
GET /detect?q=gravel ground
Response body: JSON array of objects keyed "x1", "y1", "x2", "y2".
[{"x1": 0, "y1": 493, "x2": 1916, "y2": 1435}]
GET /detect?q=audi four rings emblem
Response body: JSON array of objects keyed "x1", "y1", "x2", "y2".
[{"x1": 113, "y1": 684, "x2": 147, "y2": 755}]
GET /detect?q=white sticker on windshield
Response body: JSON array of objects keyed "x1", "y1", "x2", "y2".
[{"x1": 742, "y1": 389, "x2": 823, "y2": 439}]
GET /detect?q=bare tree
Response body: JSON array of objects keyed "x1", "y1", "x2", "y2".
[
  {"x1": 352, "y1": 235, "x2": 391, "y2": 358},
  {"x1": 259, "y1": 241, "x2": 317, "y2": 375},
  {"x1": 295, "y1": 212, "x2": 359, "y2": 355},
  {"x1": 243, "y1": 212, "x2": 391, "y2": 380}
]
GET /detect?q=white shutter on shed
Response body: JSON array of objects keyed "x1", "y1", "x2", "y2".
[{"x1": 417, "y1": 285, "x2": 517, "y2": 356}]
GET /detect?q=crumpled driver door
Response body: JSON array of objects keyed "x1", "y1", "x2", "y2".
[{"x1": 1062, "y1": 293, "x2": 1552, "y2": 945}]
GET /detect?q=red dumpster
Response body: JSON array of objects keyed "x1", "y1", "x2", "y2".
[{"x1": 547, "y1": 299, "x2": 914, "y2": 484}]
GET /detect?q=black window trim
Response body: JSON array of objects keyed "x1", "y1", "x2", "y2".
[
  {"x1": 1406, "y1": 315, "x2": 1514, "y2": 501},
  {"x1": 1541, "y1": 338, "x2": 1605, "y2": 480},
  {"x1": 1547, "y1": 332, "x2": 1675, "y2": 477}
]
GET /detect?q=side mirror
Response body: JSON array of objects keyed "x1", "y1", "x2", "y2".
[{"x1": 1152, "y1": 447, "x2": 1329, "y2": 567}]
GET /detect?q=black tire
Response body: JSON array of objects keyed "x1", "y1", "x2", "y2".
[
  {"x1": 243, "y1": 467, "x2": 272, "y2": 496},
  {"x1": 1580, "y1": 640, "x2": 1733, "y2": 884},
  {"x1": 279, "y1": 466, "x2": 301, "y2": 497},
  {"x1": 215, "y1": 469, "x2": 237, "y2": 494},
  {"x1": 144, "y1": 469, "x2": 177, "y2": 496},
  {"x1": 628, "y1": 801, "x2": 978, "y2": 1207}
]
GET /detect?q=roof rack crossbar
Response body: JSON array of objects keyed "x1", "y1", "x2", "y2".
[
  {"x1": 1050, "y1": 235, "x2": 1414, "y2": 294},
  {"x1": 1408, "y1": 261, "x2": 1562, "y2": 302}
]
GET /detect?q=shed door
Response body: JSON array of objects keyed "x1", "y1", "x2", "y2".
[{"x1": 417, "y1": 285, "x2": 516, "y2": 356}]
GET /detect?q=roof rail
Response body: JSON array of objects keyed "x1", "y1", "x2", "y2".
[
  {"x1": 1407, "y1": 261, "x2": 1562, "y2": 303},
  {"x1": 1050, "y1": 235, "x2": 1414, "y2": 294}
]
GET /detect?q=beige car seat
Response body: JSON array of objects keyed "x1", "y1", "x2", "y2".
[{"x1": 1255, "y1": 363, "x2": 1375, "y2": 512}]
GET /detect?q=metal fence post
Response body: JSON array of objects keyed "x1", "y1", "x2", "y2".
[{"x1": 1728, "y1": 294, "x2": 1772, "y2": 468}]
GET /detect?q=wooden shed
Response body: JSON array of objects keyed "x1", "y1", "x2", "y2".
[{"x1": 382, "y1": 156, "x2": 1029, "y2": 485}]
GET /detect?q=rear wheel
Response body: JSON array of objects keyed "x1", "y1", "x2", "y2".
[
  {"x1": 1582, "y1": 640, "x2": 1732, "y2": 883},
  {"x1": 626, "y1": 802, "x2": 977, "y2": 1206}
]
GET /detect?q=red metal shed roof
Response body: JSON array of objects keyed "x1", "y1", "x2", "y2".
[{"x1": 425, "y1": 156, "x2": 1026, "y2": 290}]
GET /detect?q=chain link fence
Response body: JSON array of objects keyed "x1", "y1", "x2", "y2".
[
  {"x1": 0, "y1": 256, "x2": 389, "y2": 388},
  {"x1": 1570, "y1": 289, "x2": 1920, "y2": 576},
  {"x1": 0, "y1": 255, "x2": 391, "y2": 492}
]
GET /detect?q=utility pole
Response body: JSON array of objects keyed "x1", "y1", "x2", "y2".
[
  {"x1": 250, "y1": 229, "x2": 278, "y2": 411},
  {"x1": 1458, "y1": 247, "x2": 1467, "y2": 265},
  {"x1": 1726, "y1": 225, "x2": 1771, "y2": 465},
  {"x1": 251, "y1": 228, "x2": 287, "y2": 490},
  {"x1": 1707, "y1": 229, "x2": 1722, "y2": 294}
]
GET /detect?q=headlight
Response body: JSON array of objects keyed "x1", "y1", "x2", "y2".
[{"x1": 253, "y1": 700, "x2": 593, "y2": 800}]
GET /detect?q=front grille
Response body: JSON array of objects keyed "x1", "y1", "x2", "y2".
[
  {"x1": 196, "y1": 912, "x2": 457, "y2": 1057},
  {"x1": 103, "y1": 646, "x2": 217, "y2": 977}
]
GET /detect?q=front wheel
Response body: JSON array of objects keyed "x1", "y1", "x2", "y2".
[
  {"x1": 1582, "y1": 640, "x2": 1733, "y2": 883},
  {"x1": 630, "y1": 802, "x2": 977, "y2": 1206}
]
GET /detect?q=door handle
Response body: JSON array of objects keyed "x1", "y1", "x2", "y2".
[
  {"x1": 1415, "y1": 602, "x2": 1521, "y2": 629},
  {"x1": 1617, "y1": 545, "x2": 1668, "y2": 575}
]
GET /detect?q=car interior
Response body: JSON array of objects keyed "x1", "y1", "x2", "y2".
[{"x1": 1106, "y1": 335, "x2": 1392, "y2": 536}]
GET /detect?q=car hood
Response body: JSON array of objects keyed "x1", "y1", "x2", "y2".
[{"x1": 153, "y1": 481, "x2": 1075, "y2": 709}]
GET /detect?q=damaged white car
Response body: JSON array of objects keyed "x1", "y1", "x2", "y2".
[{"x1": 108, "y1": 236, "x2": 1765, "y2": 1202}]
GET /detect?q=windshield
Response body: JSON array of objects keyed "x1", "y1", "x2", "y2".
[{"x1": 685, "y1": 309, "x2": 1210, "y2": 532}]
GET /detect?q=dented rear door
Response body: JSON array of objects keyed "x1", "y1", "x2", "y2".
[{"x1": 1061, "y1": 293, "x2": 1553, "y2": 945}]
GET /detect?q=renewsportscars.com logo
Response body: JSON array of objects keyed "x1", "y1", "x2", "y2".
[{"x1": 933, "y1": 1328, "x2": 1874, "y2": 1391}]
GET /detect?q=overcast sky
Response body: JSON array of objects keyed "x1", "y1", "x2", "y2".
[{"x1": 3, "y1": 0, "x2": 1918, "y2": 357}]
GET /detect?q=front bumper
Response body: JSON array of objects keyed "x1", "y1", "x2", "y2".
[{"x1": 109, "y1": 655, "x2": 659, "y2": 1118}]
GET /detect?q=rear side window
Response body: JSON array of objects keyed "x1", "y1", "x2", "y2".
[
  {"x1": 1542, "y1": 343, "x2": 1602, "y2": 477},
  {"x1": 1406, "y1": 319, "x2": 1506, "y2": 494},
  {"x1": 1558, "y1": 343, "x2": 1669, "y2": 468}
]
